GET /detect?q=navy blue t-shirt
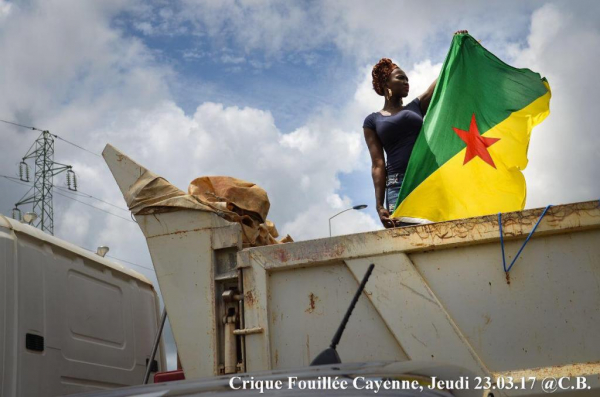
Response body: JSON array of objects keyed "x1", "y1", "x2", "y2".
[{"x1": 363, "y1": 98, "x2": 423, "y2": 175}]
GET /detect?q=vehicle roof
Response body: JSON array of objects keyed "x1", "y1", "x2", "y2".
[{"x1": 0, "y1": 214, "x2": 152, "y2": 285}]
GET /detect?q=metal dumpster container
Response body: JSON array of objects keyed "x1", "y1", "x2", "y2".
[{"x1": 104, "y1": 144, "x2": 599, "y2": 396}]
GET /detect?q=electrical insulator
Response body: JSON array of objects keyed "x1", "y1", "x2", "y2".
[
  {"x1": 19, "y1": 161, "x2": 30, "y2": 182},
  {"x1": 12, "y1": 208, "x2": 22, "y2": 221},
  {"x1": 67, "y1": 169, "x2": 78, "y2": 191}
]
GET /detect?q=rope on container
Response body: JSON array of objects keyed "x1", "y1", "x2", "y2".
[{"x1": 498, "y1": 205, "x2": 552, "y2": 274}]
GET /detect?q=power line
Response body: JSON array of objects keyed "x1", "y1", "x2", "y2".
[
  {"x1": 16, "y1": 185, "x2": 34, "y2": 205},
  {"x1": 0, "y1": 174, "x2": 33, "y2": 189},
  {"x1": 1, "y1": 117, "x2": 102, "y2": 158},
  {"x1": 80, "y1": 246, "x2": 156, "y2": 273},
  {"x1": 2, "y1": 173, "x2": 128, "y2": 212},
  {"x1": 0, "y1": 118, "x2": 44, "y2": 131},
  {"x1": 54, "y1": 185, "x2": 129, "y2": 212},
  {"x1": 0, "y1": 175, "x2": 136, "y2": 223},
  {"x1": 53, "y1": 135, "x2": 102, "y2": 158},
  {"x1": 0, "y1": 176, "x2": 34, "y2": 217},
  {"x1": 106, "y1": 255, "x2": 156, "y2": 272},
  {"x1": 53, "y1": 190, "x2": 136, "y2": 223},
  {"x1": 1, "y1": 174, "x2": 149, "y2": 272},
  {"x1": 0, "y1": 174, "x2": 136, "y2": 223}
]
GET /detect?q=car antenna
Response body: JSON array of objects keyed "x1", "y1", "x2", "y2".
[{"x1": 310, "y1": 263, "x2": 375, "y2": 366}]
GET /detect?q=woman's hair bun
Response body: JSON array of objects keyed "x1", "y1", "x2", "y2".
[{"x1": 372, "y1": 58, "x2": 398, "y2": 96}]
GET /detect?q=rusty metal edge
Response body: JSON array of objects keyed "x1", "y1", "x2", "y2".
[{"x1": 237, "y1": 201, "x2": 600, "y2": 270}]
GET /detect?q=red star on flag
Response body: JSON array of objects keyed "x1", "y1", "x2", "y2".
[{"x1": 452, "y1": 113, "x2": 500, "y2": 168}]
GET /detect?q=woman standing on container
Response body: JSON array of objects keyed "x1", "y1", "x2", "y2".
[{"x1": 363, "y1": 31, "x2": 465, "y2": 228}]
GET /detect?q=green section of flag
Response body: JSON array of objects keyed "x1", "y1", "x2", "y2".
[{"x1": 397, "y1": 34, "x2": 549, "y2": 205}]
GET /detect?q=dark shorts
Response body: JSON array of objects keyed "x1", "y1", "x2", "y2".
[{"x1": 386, "y1": 173, "x2": 403, "y2": 213}]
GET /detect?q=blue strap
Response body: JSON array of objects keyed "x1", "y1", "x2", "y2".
[{"x1": 498, "y1": 205, "x2": 552, "y2": 273}]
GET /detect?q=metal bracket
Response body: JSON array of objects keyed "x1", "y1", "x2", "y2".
[{"x1": 233, "y1": 327, "x2": 264, "y2": 335}]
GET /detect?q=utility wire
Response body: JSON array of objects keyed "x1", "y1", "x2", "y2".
[
  {"x1": 53, "y1": 190, "x2": 135, "y2": 223},
  {"x1": 0, "y1": 118, "x2": 44, "y2": 131},
  {"x1": 2, "y1": 175, "x2": 134, "y2": 224},
  {"x1": 0, "y1": 175, "x2": 34, "y2": 208},
  {"x1": 80, "y1": 246, "x2": 156, "y2": 273},
  {"x1": 22, "y1": 138, "x2": 37, "y2": 158},
  {"x1": 106, "y1": 255, "x2": 156, "y2": 272},
  {"x1": 1, "y1": 173, "x2": 130, "y2": 215},
  {"x1": 3, "y1": 176, "x2": 151, "y2": 272},
  {"x1": 0, "y1": 175, "x2": 156, "y2": 273},
  {"x1": 53, "y1": 135, "x2": 102, "y2": 158},
  {"x1": 1, "y1": 118, "x2": 102, "y2": 158},
  {"x1": 1, "y1": 174, "x2": 33, "y2": 189},
  {"x1": 16, "y1": 185, "x2": 34, "y2": 204},
  {"x1": 54, "y1": 185, "x2": 129, "y2": 212},
  {"x1": 1, "y1": 172, "x2": 148, "y2": 271}
]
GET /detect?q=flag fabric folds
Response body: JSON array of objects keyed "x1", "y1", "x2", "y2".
[{"x1": 391, "y1": 33, "x2": 551, "y2": 223}]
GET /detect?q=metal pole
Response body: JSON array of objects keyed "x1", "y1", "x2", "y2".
[
  {"x1": 143, "y1": 308, "x2": 167, "y2": 384},
  {"x1": 328, "y1": 208, "x2": 352, "y2": 237}
]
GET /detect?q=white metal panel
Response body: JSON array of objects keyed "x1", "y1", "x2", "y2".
[
  {"x1": 241, "y1": 257, "x2": 271, "y2": 373},
  {"x1": 103, "y1": 143, "x2": 242, "y2": 380},
  {"x1": 267, "y1": 262, "x2": 409, "y2": 368},
  {"x1": 16, "y1": 239, "x2": 45, "y2": 397},
  {"x1": 0, "y1": 214, "x2": 163, "y2": 397},
  {"x1": 66, "y1": 270, "x2": 125, "y2": 347},
  {"x1": 61, "y1": 268, "x2": 135, "y2": 370},
  {"x1": 0, "y1": 226, "x2": 17, "y2": 397},
  {"x1": 412, "y1": 227, "x2": 600, "y2": 372},
  {"x1": 136, "y1": 211, "x2": 221, "y2": 379},
  {"x1": 0, "y1": 231, "x2": 5, "y2": 394},
  {"x1": 345, "y1": 256, "x2": 488, "y2": 375}
]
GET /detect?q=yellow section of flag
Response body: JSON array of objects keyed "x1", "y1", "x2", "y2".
[{"x1": 393, "y1": 84, "x2": 551, "y2": 223}]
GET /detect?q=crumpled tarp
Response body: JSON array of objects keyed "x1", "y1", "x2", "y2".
[{"x1": 125, "y1": 170, "x2": 292, "y2": 247}]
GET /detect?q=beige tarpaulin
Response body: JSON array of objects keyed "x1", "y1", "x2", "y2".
[{"x1": 124, "y1": 170, "x2": 292, "y2": 247}]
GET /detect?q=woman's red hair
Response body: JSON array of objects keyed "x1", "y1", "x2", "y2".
[{"x1": 371, "y1": 58, "x2": 398, "y2": 96}]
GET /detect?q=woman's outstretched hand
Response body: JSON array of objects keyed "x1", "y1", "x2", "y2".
[{"x1": 454, "y1": 30, "x2": 468, "y2": 35}]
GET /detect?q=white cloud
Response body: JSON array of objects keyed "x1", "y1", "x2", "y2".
[
  {"x1": 514, "y1": 4, "x2": 600, "y2": 207},
  {"x1": 0, "y1": 0, "x2": 11, "y2": 20},
  {"x1": 286, "y1": 194, "x2": 380, "y2": 239},
  {"x1": 56, "y1": 209, "x2": 91, "y2": 243},
  {"x1": 221, "y1": 54, "x2": 246, "y2": 64},
  {"x1": 134, "y1": 21, "x2": 154, "y2": 35},
  {"x1": 94, "y1": 98, "x2": 369, "y2": 241}
]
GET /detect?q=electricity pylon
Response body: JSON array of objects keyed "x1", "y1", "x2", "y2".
[{"x1": 14, "y1": 130, "x2": 77, "y2": 235}]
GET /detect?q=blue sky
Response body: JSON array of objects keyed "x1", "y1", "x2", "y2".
[
  {"x1": 1, "y1": 0, "x2": 599, "y2": 369},
  {"x1": 118, "y1": 15, "x2": 353, "y2": 133},
  {"x1": 112, "y1": 1, "x2": 537, "y2": 133}
]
